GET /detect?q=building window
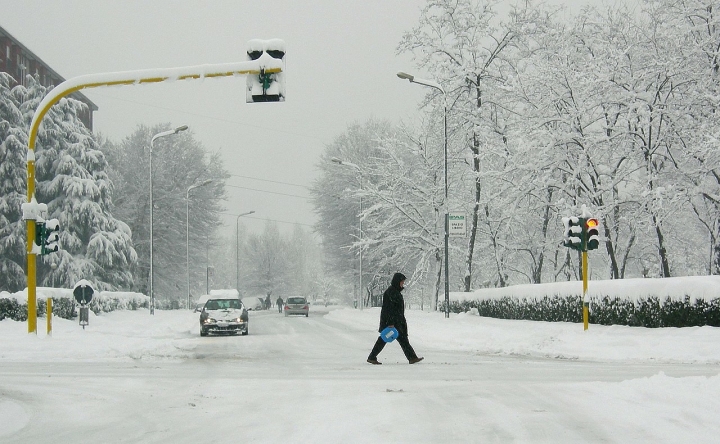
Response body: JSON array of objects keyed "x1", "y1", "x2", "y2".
[{"x1": 17, "y1": 54, "x2": 27, "y2": 86}]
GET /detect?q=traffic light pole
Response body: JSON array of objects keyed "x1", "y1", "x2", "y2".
[
  {"x1": 24, "y1": 58, "x2": 283, "y2": 333},
  {"x1": 564, "y1": 209, "x2": 599, "y2": 331},
  {"x1": 582, "y1": 251, "x2": 589, "y2": 331}
]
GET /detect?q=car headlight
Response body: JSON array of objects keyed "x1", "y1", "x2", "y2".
[
  {"x1": 234, "y1": 317, "x2": 246, "y2": 323},
  {"x1": 203, "y1": 318, "x2": 216, "y2": 325}
]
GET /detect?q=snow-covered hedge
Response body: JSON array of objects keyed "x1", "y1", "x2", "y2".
[
  {"x1": 445, "y1": 276, "x2": 720, "y2": 328},
  {"x1": 0, "y1": 288, "x2": 150, "y2": 322}
]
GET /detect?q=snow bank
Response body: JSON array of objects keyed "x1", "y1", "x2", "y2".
[
  {"x1": 452, "y1": 275, "x2": 720, "y2": 303},
  {"x1": 9, "y1": 287, "x2": 148, "y2": 305}
]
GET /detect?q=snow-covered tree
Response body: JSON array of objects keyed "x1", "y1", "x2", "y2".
[
  {"x1": 313, "y1": 117, "x2": 450, "y2": 307},
  {"x1": 310, "y1": 1, "x2": 720, "y2": 292},
  {"x1": 242, "y1": 221, "x2": 289, "y2": 297},
  {"x1": 15, "y1": 76, "x2": 138, "y2": 290},
  {"x1": 101, "y1": 124, "x2": 226, "y2": 301},
  {"x1": 399, "y1": 0, "x2": 556, "y2": 290},
  {"x1": 0, "y1": 73, "x2": 28, "y2": 291},
  {"x1": 286, "y1": 224, "x2": 322, "y2": 299}
]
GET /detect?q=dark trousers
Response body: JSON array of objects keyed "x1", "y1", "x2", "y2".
[{"x1": 368, "y1": 335, "x2": 417, "y2": 361}]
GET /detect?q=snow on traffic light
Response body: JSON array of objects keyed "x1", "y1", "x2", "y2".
[
  {"x1": 562, "y1": 216, "x2": 583, "y2": 251},
  {"x1": 246, "y1": 39, "x2": 286, "y2": 103},
  {"x1": 42, "y1": 218, "x2": 60, "y2": 255}
]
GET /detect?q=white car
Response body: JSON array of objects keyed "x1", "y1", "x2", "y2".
[
  {"x1": 242, "y1": 297, "x2": 264, "y2": 311},
  {"x1": 199, "y1": 298, "x2": 249, "y2": 336}
]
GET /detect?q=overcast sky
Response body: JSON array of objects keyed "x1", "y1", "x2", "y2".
[{"x1": 0, "y1": 0, "x2": 617, "y2": 237}]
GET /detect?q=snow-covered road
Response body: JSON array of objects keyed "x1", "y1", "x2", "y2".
[{"x1": 1, "y1": 307, "x2": 719, "y2": 443}]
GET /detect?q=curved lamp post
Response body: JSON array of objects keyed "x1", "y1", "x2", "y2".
[
  {"x1": 331, "y1": 157, "x2": 364, "y2": 310},
  {"x1": 150, "y1": 125, "x2": 188, "y2": 315},
  {"x1": 235, "y1": 211, "x2": 256, "y2": 293},
  {"x1": 397, "y1": 71, "x2": 450, "y2": 318},
  {"x1": 186, "y1": 179, "x2": 213, "y2": 310},
  {"x1": 23, "y1": 54, "x2": 283, "y2": 333}
]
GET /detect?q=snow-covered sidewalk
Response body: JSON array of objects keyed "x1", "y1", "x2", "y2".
[{"x1": 326, "y1": 308, "x2": 720, "y2": 364}]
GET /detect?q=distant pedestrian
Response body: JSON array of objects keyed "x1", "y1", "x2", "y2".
[
  {"x1": 265, "y1": 295, "x2": 271, "y2": 310},
  {"x1": 367, "y1": 272, "x2": 423, "y2": 365},
  {"x1": 277, "y1": 296, "x2": 284, "y2": 313}
]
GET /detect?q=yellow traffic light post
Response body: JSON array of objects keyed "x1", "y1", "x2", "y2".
[
  {"x1": 24, "y1": 52, "x2": 284, "y2": 333},
  {"x1": 582, "y1": 218, "x2": 599, "y2": 331},
  {"x1": 562, "y1": 210, "x2": 600, "y2": 331},
  {"x1": 582, "y1": 250, "x2": 589, "y2": 330}
]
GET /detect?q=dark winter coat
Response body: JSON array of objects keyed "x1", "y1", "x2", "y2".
[{"x1": 378, "y1": 273, "x2": 408, "y2": 337}]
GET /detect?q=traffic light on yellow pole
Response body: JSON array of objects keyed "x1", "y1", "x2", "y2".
[
  {"x1": 581, "y1": 218, "x2": 600, "y2": 330},
  {"x1": 562, "y1": 213, "x2": 601, "y2": 330},
  {"x1": 246, "y1": 39, "x2": 286, "y2": 103},
  {"x1": 23, "y1": 44, "x2": 285, "y2": 334}
]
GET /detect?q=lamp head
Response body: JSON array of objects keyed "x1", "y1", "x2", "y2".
[
  {"x1": 331, "y1": 157, "x2": 343, "y2": 164},
  {"x1": 397, "y1": 72, "x2": 414, "y2": 82},
  {"x1": 174, "y1": 125, "x2": 189, "y2": 133}
]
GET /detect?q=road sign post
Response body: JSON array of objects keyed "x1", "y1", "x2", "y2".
[
  {"x1": 449, "y1": 212, "x2": 467, "y2": 238},
  {"x1": 73, "y1": 280, "x2": 95, "y2": 330}
]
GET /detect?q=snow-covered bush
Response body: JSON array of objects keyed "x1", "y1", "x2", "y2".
[
  {"x1": 0, "y1": 289, "x2": 150, "y2": 321},
  {"x1": 445, "y1": 295, "x2": 720, "y2": 328}
]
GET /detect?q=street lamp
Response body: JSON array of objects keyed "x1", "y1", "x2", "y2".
[
  {"x1": 397, "y1": 71, "x2": 450, "y2": 318},
  {"x1": 331, "y1": 157, "x2": 364, "y2": 310},
  {"x1": 236, "y1": 210, "x2": 256, "y2": 293},
  {"x1": 150, "y1": 124, "x2": 188, "y2": 315},
  {"x1": 186, "y1": 179, "x2": 213, "y2": 310}
]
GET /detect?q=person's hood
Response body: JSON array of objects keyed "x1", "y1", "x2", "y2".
[{"x1": 391, "y1": 272, "x2": 407, "y2": 291}]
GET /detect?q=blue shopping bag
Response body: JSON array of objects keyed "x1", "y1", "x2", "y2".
[{"x1": 380, "y1": 326, "x2": 399, "y2": 343}]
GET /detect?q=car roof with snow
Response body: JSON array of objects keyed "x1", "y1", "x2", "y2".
[{"x1": 208, "y1": 289, "x2": 240, "y2": 299}]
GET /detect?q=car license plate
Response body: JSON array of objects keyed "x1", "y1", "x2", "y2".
[{"x1": 217, "y1": 322, "x2": 228, "y2": 328}]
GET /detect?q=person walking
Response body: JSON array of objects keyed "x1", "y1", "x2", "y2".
[
  {"x1": 367, "y1": 272, "x2": 423, "y2": 365},
  {"x1": 276, "y1": 296, "x2": 284, "y2": 313}
]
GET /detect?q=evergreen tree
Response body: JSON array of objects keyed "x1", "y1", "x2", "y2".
[
  {"x1": 18, "y1": 76, "x2": 137, "y2": 290},
  {"x1": 0, "y1": 73, "x2": 28, "y2": 291}
]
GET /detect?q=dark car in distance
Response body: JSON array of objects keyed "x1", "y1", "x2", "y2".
[{"x1": 199, "y1": 298, "x2": 249, "y2": 336}]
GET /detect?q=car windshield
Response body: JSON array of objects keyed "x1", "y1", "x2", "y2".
[
  {"x1": 205, "y1": 299, "x2": 241, "y2": 310},
  {"x1": 287, "y1": 297, "x2": 306, "y2": 304}
]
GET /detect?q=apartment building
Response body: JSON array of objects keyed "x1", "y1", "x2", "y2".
[{"x1": 0, "y1": 24, "x2": 97, "y2": 130}]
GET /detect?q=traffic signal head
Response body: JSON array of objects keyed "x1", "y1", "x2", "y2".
[
  {"x1": 585, "y1": 218, "x2": 600, "y2": 250},
  {"x1": 562, "y1": 216, "x2": 582, "y2": 251},
  {"x1": 42, "y1": 218, "x2": 60, "y2": 255},
  {"x1": 35, "y1": 221, "x2": 46, "y2": 249},
  {"x1": 246, "y1": 39, "x2": 286, "y2": 103}
]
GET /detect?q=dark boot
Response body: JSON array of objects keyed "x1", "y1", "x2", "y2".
[
  {"x1": 366, "y1": 358, "x2": 382, "y2": 365},
  {"x1": 396, "y1": 336, "x2": 418, "y2": 361},
  {"x1": 367, "y1": 336, "x2": 386, "y2": 363},
  {"x1": 409, "y1": 357, "x2": 424, "y2": 364}
]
